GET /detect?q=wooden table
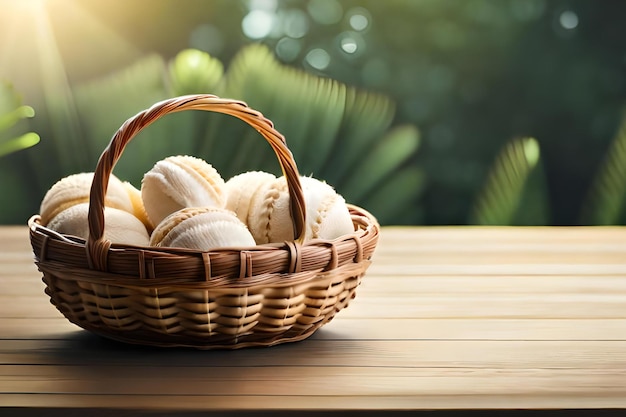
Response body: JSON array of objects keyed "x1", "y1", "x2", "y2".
[{"x1": 2, "y1": 225, "x2": 626, "y2": 415}]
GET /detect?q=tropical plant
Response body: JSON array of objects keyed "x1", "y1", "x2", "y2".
[
  {"x1": 0, "y1": 81, "x2": 41, "y2": 222},
  {"x1": 470, "y1": 136, "x2": 549, "y2": 225},
  {"x1": 580, "y1": 113, "x2": 626, "y2": 225},
  {"x1": 0, "y1": 82, "x2": 39, "y2": 158},
  {"x1": 1, "y1": 44, "x2": 422, "y2": 225}
]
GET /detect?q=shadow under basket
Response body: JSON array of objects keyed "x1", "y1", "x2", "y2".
[{"x1": 28, "y1": 94, "x2": 380, "y2": 349}]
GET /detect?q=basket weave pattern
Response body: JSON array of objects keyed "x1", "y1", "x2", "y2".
[{"x1": 28, "y1": 95, "x2": 379, "y2": 349}]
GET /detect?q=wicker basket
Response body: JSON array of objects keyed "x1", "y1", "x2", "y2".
[{"x1": 28, "y1": 94, "x2": 380, "y2": 349}]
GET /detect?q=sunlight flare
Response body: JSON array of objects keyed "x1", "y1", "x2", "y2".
[{"x1": 0, "y1": 0, "x2": 141, "y2": 100}]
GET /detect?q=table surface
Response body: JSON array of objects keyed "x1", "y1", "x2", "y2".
[{"x1": 2, "y1": 225, "x2": 626, "y2": 415}]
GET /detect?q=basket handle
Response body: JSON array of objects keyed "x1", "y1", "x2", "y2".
[{"x1": 87, "y1": 94, "x2": 305, "y2": 270}]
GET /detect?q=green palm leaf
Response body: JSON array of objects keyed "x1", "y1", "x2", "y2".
[
  {"x1": 0, "y1": 103, "x2": 34, "y2": 132},
  {"x1": 169, "y1": 49, "x2": 224, "y2": 96},
  {"x1": 0, "y1": 88, "x2": 39, "y2": 158},
  {"x1": 216, "y1": 44, "x2": 347, "y2": 178},
  {"x1": 581, "y1": 114, "x2": 626, "y2": 225},
  {"x1": 340, "y1": 124, "x2": 420, "y2": 202},
  {"x1": 470, "y1": 137, "x2": 546, "y2": 225},
  {"x1": 0, "y1": 82, "x2": 40, "y2": 223},
  {"x1": 193, "y1": 44, "x2": 275, "y2": 176},
  {"x1": 210, "y1": 44, "x2": 418, "y2": 224},
  {"x1": 323, "y1": 88, "x2": 396, "y2": 186},
  {"x1": 0, "y1": 132, "x2": 40, "y2": 158}
]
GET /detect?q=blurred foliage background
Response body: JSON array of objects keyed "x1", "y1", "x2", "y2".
[{"x1": 0, "y1": 0, "x2": 625, "y2": 226}]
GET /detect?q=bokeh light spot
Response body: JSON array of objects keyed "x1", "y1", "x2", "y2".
[
  {"x1": 523, "y1": 138, "x2": 540, "y2": 167},
  {"x1": 348, "y1": 8, "x2": 370, "y2": 32},
  {"x1": 242, "y1": 10, "x2": 276, "y2": 39},
  {"x1": 275, "y1": 37, "x2": 301, "y2": 62},
  {"x1": 284, "y1": 9, "x2": 309, "y2": 39},
  {"x1": 305, "y1": 48, "x2": 330, "y2": 70},
  {"x1": 341, "y1": 36, "x2": 358, "y2": 54},
  {"x1": 559, "y1": 10, "x2": 579, "y2": 30},
  {"x1": 336, "y1": 31, "x2": 365, "y2": 58},
  {"x1": 349, "y1": 14, "x2": 368, "y2": 31}
]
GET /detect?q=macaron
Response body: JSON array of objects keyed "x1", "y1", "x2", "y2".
[
  {"x1": 123, "y1": 181, "x2": 154, "y2": 232},
  {"x1": 150, "y1": 207, "x2": 256, "y2": 251},
  {"x1": 46, "y1": 202, "x2": 150, "y2": 247},
  {"x1": 141, "y1": 155, "x2": 226, "y2": 226},
  {"x1": 224, "y1": 171, "x2": 276, "y2": 223},
  {"x1": 39, "y1": 172, "x2": 133, "y2": 226},
  {"x1": 246, "y1": 176, "x2": 355, "y2": 244}
]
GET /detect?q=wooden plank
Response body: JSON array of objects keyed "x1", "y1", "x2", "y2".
[
  {"x1": 4, "y1": 277, "x2": 626, "y2": 302},
  {"x1": 372, "y1": 240, "x2": 626, "y2": 264},
  {"x1": 376, "y1": 226, "x2": 626, "y2": 245},
  {"x1": 358, "y1": 275, "x2": 626, "y2": 295},
  {"x1": 4, "y1": 362, "x2": 626, "y2": 382},
  {"x1": 314, "y1": 318, "x2": 626, "y2": 341},
  {"x1": 340, "y1": 295, "x2": 626, "y2": 319},
  {"x1": 1, "y1": 367, "x2": 626, "y2": 398},
  {"x1": 6, "y1": 275, "x2": 626, "y2": 298},
  {"x1": 0, "y1": 261, "x2": 39, "y2": 277},
  {"x1": 4, "y1": 290, "x2": 626, "y2": 319},
  {"x1": 366, "y1": 263, "x2": 626, "y2": 276},
  {"x1": 1, "y1": 392, "x2": 624, "y2": 411},
  {"x1": 0, "y1": 226, "x2": 30, "y2": 245},
  {"x1": 5, "y1": 281, "x2": 626, "y2": 325},
  {"x1": 0, "y1": 301, "x2": 60, "y2": 319},
  {"x1": 6, "y1": 276, "x2": 626, "y2": 319},
  {"x1": 3, "y1": 339, "x2": 626, "y2": 370},
  {"x1": 3, "y1": 297, "x2": 626, "y2": 320},
  {"x1": 0, "y1": 280, "x2": 46, "y2": 296},
  {"x1": 5, "y1": 317, "x2": 626, "y2": 342},
  {"x1": 0, "y1": 318, "x2": 80, "y2": 339},
  {"x1": 376, "y1": 240, "x2": 626, "y2": 254}
]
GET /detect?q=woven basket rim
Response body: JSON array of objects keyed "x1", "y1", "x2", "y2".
[{"x1": 29, "y1": 202, "x2": 379, "y2": 289}]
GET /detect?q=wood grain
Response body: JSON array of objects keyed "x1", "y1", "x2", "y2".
[{"x1": 2, "y1": 225, "x2": 626, "y2": 413}]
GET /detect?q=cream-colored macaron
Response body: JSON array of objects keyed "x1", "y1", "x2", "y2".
[
  {"x1": 224, "y1": 171, "x2": 276, "y2": 223},
  {"x1": 150, "y1": 207, "x2": 256, "y2": 251},
  {"x1": 46, "y1": 202, "x2": 150, "y2": 246},
  {"x1": 141, "y1": 155, "x2": 226, "y2": 227},
  {"x1": 39, "y1": 172, "x2": 133, "y2": 226},
  {"x1": 247, "y1": 176, "x2": 355, "y2": 244},
  {"x1": 123, "y1": 181, "x2": 154, "y2": 232}
]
